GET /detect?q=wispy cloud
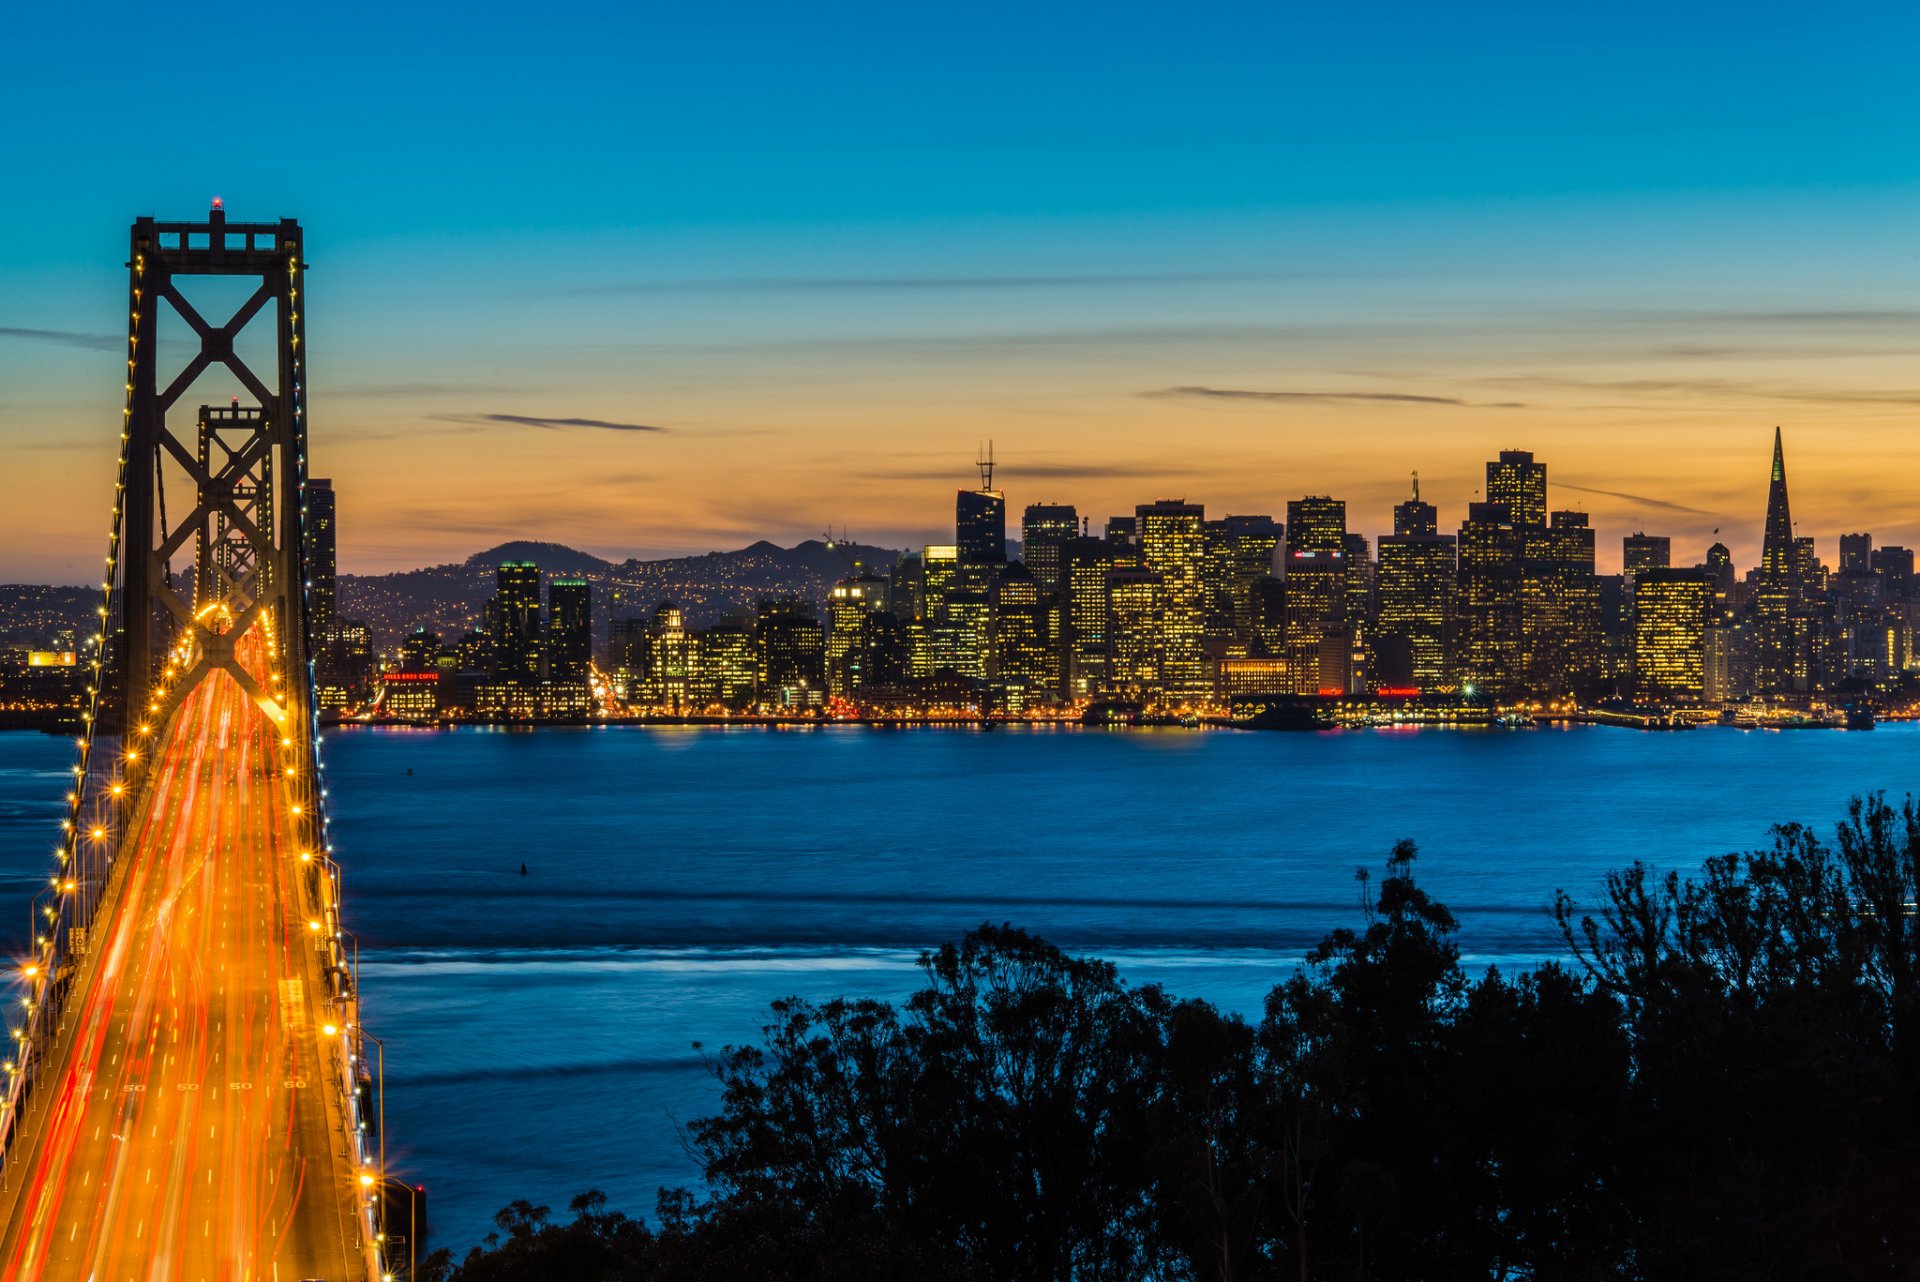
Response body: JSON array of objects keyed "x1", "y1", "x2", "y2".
[
  {"x1": 1553, "y1": 482, "x2": 1714, "y2": 517},
  {"x1": 1146, "y1": 385, "x2": 1525, "y2": 409},
  {"x1": 533, "y1": 269, "x2": 1349, "y2": 298},
  {"x1": 869, "y1": 461, "x2": 1205, "y2": 483},
  {"x1": 433, "y1": 412, "x2": 669, "y2": 434},
  {"x1": 1481, "y1": 373, "x2": 1920, "y2": 407},
  {"x1": 0, "y1": 326, "x2": 122, "y2": 354}
]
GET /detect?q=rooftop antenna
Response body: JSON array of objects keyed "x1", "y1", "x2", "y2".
[
  {"x1": 1411, "y1": 470, "x2": 1420, "y2": 501},
  {"x1": 976, "y1": 440, "x2": 996, "y2": 491}
]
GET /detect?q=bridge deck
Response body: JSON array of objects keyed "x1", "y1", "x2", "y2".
[{"x1": 0, "y1": 631, "x2": 368, "y2": 1279}]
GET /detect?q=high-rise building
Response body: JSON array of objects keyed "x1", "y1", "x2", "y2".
[
  {"x1": 754, "y1": 599, "x2": 826, "y2": 706},
  {"x1": 1284, "y1": 497, "x2": 1347, "y2": 694},
  {"x1": 825, "y1": 574, "x2": 889, "y2": 697},
  {"x1": 1633, "y1": 568, "x2": 1713, "y2": 704},
  {"x1": 1621, "y1": 533, "x2": 1671, "y2": 618},
  {"x1": 1020, "y1": 504, "x2": 1079, "y2": 594},
  {"x1": 1523, "y1": 511, "x2": 1602, "y2": 698},
  {"x1": 1136, "y1": 501, "x2": 1208, "y2": 702},
  {"x1": 1205, "y1": 515, "x2": 1282, "y2": 636},
  {"x1": 1486, "y1": 451, "x2": 1547, "y2": 530},
  {"x1": 1839, "y1": 533, "x2": 1873, "y2": 578},
  {"x1": 1752, "y1": 428, "x2": 1803, "y2": 692},
  {"x1": 1375, "y1": 477, "x2": 1453, "y2": 690},
  {"x1": 1455, "y1": 502, "x2": 1523, "y2": 700},
  {"x1": 956, "y1": 451, "x2": 1006, "y2": 566},
  {"x1": 1105, "y1": 566, "x2": 1164, "y2": 699},
  {"x1": 990, "y1": 562, "x2": 1053, "y2": 695},
  {"x1": 546, "y1": 577, "x2": 592, "y2": 684},
  {"x1": 491, "y1": 561, "x2": 543, "y2": 685},
  {"x1": 306, "y1": 478, "x2": 337, "y2": 635},
  {"x1": 1062, "y1": 536, "x2": 1128, "y2": 697}
]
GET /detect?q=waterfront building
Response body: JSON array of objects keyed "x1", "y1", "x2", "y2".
[
  {"x1": 1284, "y1": 497, "x2": 1347, "y2": 694},
  {"x1": 547, "y1": 577, "x2": 592, "y2": 684},
  {"x1": 491, "y1": 561, "x2": 543, "y2": 686},
  {"x1": 989, "y1": 561, "x2": 1054, "y2": 697},
  {"x1": 826, "y1": 574, "x2": 888, "y2": 697},
  {"x1": 381, "y1": 670, "x2": 439, "y2": 721},
  {"x1": 1375, "y1": 478, "x2": 1453, "y2": 689},
  {"x1": 695, "y1": 619, "x2": 757, "y2": 710},
  {"x1": 1137, "y1": 500, "x2": 1208, "y2": 702},
  {"x1": 1523, "y1": 511, "x2": 1602, "y2": 698},
  {"x1": 1062, "y1": 536, "x2": 1128, "y2": 697},
  {"x1": 1633, "y1": 567, "x2": 1714, "y2": 704},
  {"x1": 1455, "y1": 502, "x2": 1523, "y2": 701},
  {"x1": 754, "y1": 599, "x2": 826, "y2": 706},
  {"x1": 1106, "y1": 566, "x2": 1165, "y2": 699}
]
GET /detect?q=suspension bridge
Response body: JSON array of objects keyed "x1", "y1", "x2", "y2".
[{"x1": 0, "y1": 207, "x2": 399, "y2": 1279}]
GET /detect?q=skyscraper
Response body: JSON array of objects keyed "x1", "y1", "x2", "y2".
[
  {"x1": 1284, "y1": 497, "x2": 1347, "y2": 694},
  {"x1": 307, "y1": 478, "x2": 337, "y2": 635},
  {"x1": 1455, "y1": 502, "x2": 1523, "y2": 700},
  {"x1": 1752, "y1": 427, "x2": 1802, "y2": 692},
  {"x1": 1136, "y1": 501, "x2": 1207, "y2": 702},
  {"x1": 1486, "y1": 450, "x2": 1547, "y2": 531},
  {"x1": 492, "y1": 561, "x2": 543, "y2": 686},
  {"x1": 1020, "y1": 503, "x2": 1079, "y2": 593},
  {"x1": 1376, "y1": 477, "x2": 1453, "y2": 689},
  {"x1": 546, "y1": 577, "x2": 592, "y2": 684},
  {"x1": 1633, "y1": 568, "x2": 1713, "y2": 704},
  {"x1": 956, "y1": 450, "x2": 1006, "y2": 565},
  {"x1": 1524, "y1": 511, "x2": 1602, "y2": 698}
]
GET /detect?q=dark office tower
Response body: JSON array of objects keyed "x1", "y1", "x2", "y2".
[
  {"x1": 1021, "y1": 504, "x2": 1079, "y2": 593},
  {"x1": 1284, "y1": 497, "x2": 1347, "y2": 694},
  {"x1": 754, "y1": 598, "x2": 826, "y2": 703},
  {"x1": 1621, "y1": 531, "x2": 1671, "y2": 624},
  {"x1": 1839, "y1": 533, "x2": 1872, "y2": 578},
  {"x1": 1520, "y1": 511, "x2": 1602, "y2": 698},
  {"x1": 1456, "y1": 503, "x2": 1524, "y2": 701},
  {"x1": 956, "y1": 489, "x2": 1007, "y2": 565},
  {"x1": 546, "y1": 578, "x2": 592, "y2": 683},
  {"x1": 1703, "y1": 542, "x2": 1735, "y2": 597},
  {"x1": 1872, "y1": 546, "x2": 1915, "y2": 588},
  {"x1": 956, "y1": 449, "x2": 1006, "y2": 565},
  {"x1": 492, "y1": 561, "x2": 543, "y2": 685},
  {"x1": 1136, "y1": 501, "x2": 1208, "y2": 702},
  {"x1": 1376, "y1": 476, "x2": 1453, "y2": 689},
  {"x1": 1393, "y1": 476, "x2": 1438, "y2": 537},
  {"x1": 307, "y1": 478, "x2": 337, "y2": 634},
  {"x1": 1104, "y1": 515, "x2": 1137, "y2": 545},
  {"x1": 1486, "y1": 451, "x2": 1548, "y2": 530}
]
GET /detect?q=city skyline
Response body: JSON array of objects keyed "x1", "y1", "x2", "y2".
[{"x1": 5, "y1": 3, "x2": 1920, "y2": 579}]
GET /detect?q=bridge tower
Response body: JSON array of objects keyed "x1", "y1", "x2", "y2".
[{"x1": 109, "y1": 203, "x2": 315, "y2": 740}]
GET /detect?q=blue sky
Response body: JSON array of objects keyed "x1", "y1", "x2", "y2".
[{"x1": 3, "y1": 1, "x2": 1919, "y2": 577}]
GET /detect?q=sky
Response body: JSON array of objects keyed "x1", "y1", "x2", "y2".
[{"x1": 3, "y1": 1, "x2": 1919, "y2": 581}]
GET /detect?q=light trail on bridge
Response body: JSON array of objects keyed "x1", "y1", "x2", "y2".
[{"x1": 0, "y1": 622, "x2": 370, "y2": 1279}]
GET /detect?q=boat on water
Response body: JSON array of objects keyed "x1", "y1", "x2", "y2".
[
  {"x1": 1229, "y1": 697, "x2": 1337, "y2": 731},
  {"x1": 1844, "y1": 705, "x2": 1876, "y2": 730}
]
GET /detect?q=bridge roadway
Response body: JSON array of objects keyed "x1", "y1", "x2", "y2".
[{"x1": 0, "y1": 629, "x2": 369, "y2": 1279}]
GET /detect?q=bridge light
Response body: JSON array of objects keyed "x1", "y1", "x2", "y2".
[{"x1": 323, "y1": 1023, "x2": 338, "y2": 1036}]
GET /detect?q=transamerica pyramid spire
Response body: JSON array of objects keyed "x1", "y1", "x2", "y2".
[{"x1": 1761, "y1": 426, "x2": 1793, "y2": 577}]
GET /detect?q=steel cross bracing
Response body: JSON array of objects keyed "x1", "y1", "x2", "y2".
[{"x1": 0, "y1": 208, "x2": 395, "y2": 1280}]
